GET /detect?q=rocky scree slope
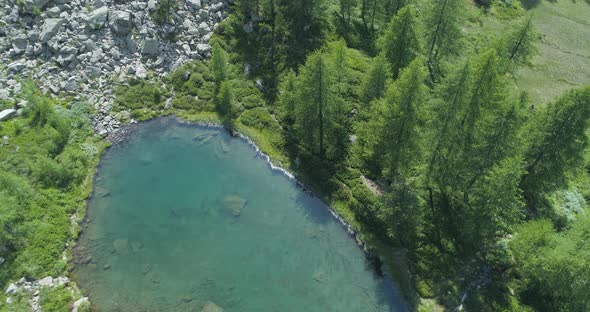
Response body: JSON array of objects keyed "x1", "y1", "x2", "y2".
[{"x1": 0, "y1": 0, "x2": 227, "y2": 137}]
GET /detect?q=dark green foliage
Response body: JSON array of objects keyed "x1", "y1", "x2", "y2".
[
  {"x1": 520, "y1": 86, "x2": 590, "y2": 216},
  {"x1": 360, "y1": 54, "x2": 389, "y2": 105},
  {"x1": 210, "y1": 43, "x2": 229, "y2": 84},
  {"x1": 424, "y1": 0, "x2": 464, "y2": 81},
  {"x1": 216, "y1": 81, "x2": 235, "y2": 118},
  {"x1": 378, "y1": 6, "x2": 423, "y2": 79}
]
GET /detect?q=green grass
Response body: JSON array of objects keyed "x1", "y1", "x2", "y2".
[{"x1": 515, "y1": 0, "x2": 590, "y2": 104}]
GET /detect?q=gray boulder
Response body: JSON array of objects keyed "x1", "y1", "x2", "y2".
[
  {"x1": 187, "y1": 0, "x2": 201, "y2": 10},
  {"x1": 0, "y1": 109, "x2": 16, "y2": 122},
  {"x1": 141, "y1": 38, "x2": 159, "y2": 55},
  {"x1": 46, "y1": 7, "x2": 61, "y2": 18},
  {"x1": 12, "y1": 34, "x2": 28, "y2": 52},
  {"x1": 5, "y1": 283, "x2": 18, "y2": 295},
  {"x1": 86, "y1": 7, "x2": 109, "y2": 30},
  {"x1": 63, "y1": 77, "x2": 78, "y2": 92},
  {"x1": 0, "y1": 90, "x2": 10, "y2": 101},
  {"x1": 7, "y1": 62, "x2": 24, "y2": 73},
  {"x1": 40, "y1": 19, "x2": 64, "y2": 43},
  {"x1": 109, "y1": 11, "x2": 132, "y2": 35}
]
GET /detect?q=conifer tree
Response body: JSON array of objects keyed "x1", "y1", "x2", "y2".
[
  {"x1": 520, "y1": 86, "x2": 590, "y2": 215},
  {"x1": 361, "y1": 54, "x2": 389, "y2": 105},
  {"x1": 424, "y1": 0, "x2": 464, "y2": 82},
  {"x1": 210, "y1": 43, "x2": 228, "y2": 84},
  {"x1": 498, "y1": 15, "x2": 536, "y2": 72},
  {"x1": 294, "y1": 51, "x2": 333, "y2": 156},
  {"x1": 217, "y1": 81, "x2": 234, "y2": 118},
  {"x1": 380, "y1": 58, "x2": 428, "y2": 176},
  {"x1": 378, "y1": 6, "x2": 422, "y2": 79}
]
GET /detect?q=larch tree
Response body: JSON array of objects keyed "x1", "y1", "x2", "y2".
[
  {"x1": 520, "y1": 86, "x2": 590, "y2": 216},
  {"x1": 497, "y1": 15, "x2": 536, "y2": 72},
  {"x1": 294, "y1": 51, "x2": 333, "y2": 157},
  {"x1": 210, "y1": 43, "x2": 228, "y2": 84},
  {"x1": 217, "y1": 81, "x2": 235, "y2": 118},
  {"x1": 379, "y1": 57, "x2": 428, "y2": 176},
  {"x1": 360, "y1": 54, "x2": 389, "y2": 105},
  {"x1": 424, "y1": 0, "x2": 464, "y2": 82},
  {"x1": 378, "y1": 6, "x2": 423, "y2": 79}
]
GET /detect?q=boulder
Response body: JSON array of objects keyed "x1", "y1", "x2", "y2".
[
  {"x1": 201, "y1": 301, "x2": 223, "y2": 312},
  {"x1": 0, "y1": 90, "x2": 9, "y2": 101},
  {"x1": 72, "y1": 297, "x2": 89, "y2": 312},
  {"x1": 113, "y1": 238, "x2": 129, "y2": 254},
  {"x1": 109, "y1": 11, "x2": 132, "y2": 35},
  {"x1": 196, "y1": 43, "x2": 211, "y2": 55},
  {"x1": 7, "y1": 62, "x2": 24, "y2": 73},
  {"x1": 38, "y1": 276, "x2": 54, "y2": 287},
  {"x1": 141, "y1": 38, "x2": 159, "y2": 55},
  {"x1": 86, "y1": 7, "x2": 109, "y2": 30},
  {"x1": 12, "y1": 34, "x2": 28, "y2": 52},
  {"x1": 63, "y1": 77, "x2": 78, "y2": 92},
  {"x1": 40, "y1": 19, "x2": 64, "y2": 43},
  {"x1": 198, "y1": 22, "x2": 210, "y2": 35},
  {"x1": 5, "y1": 283, "x2": 18, "y2": 295},
  {"x1": 0, "y1": 109, "x2": 16, "y2": 122},
  {"x1": 222, "y1": 195, "x2": 246, "y2": 217},
  {"x1": 46, "y1": 7, "x2": 61, "y2": 18},
  {"x1": 187, "y1": 0, "x2": 201, "y2": 10}
]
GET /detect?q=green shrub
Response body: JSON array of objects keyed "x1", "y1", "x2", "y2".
[
  {"x1": 239, "y1": 108, "x2": 278, "y2": 130},
  {"x1": 39, "y1": 286, "x2": 73, "y2": 312},
  {"x1": 114, "y1": 80, "x2": 166, "y2": 110}
]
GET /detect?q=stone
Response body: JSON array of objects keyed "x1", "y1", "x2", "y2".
[
  {"x1": 109, "y1": 11, "x2": 132, "y2": 35},
  {"x1": 135, "y1": 64, "x2": 148, "y2": 79},
  {"x1": 38, "y1": 276, "x2": 54, "y2": 287},
  {"x1": 141, "y1": 38, "x2": 159, "y2": 55},
  {"x1": 196, "y1": 43, "x2": 211, "y2": 55},
  {"x1": 243, "y1": 22, "x2": 253, "y2": 34},
  {"x1": 7, "y1": 62, "x2": 24, "y2": 73},
  {"x1": 201, "y1": 301, "x2": 223, "y2": 312},
  {"x1": 40, "y1": 19, "x2": 64, "y2": 43},
  {"x1": 198, "y1": 22, "x2": 210, "y2": 35},
  {"x1": 63, "y1": 77, "x2": 78, "y2": 92},
  {"x1": 222, "y1": 195, "x2": 246, "y2": 217},
  {"x1": 187, "y1": 0, "x2": 201, "y2": 10},
  {"x1": 5, "y1": 283, "x2": 18, "y2": 295},
  {"x1": 54, "y1": 276, "x2": 69, "y2": 286},
  {"x1": 0, "y1": 90, "x2": 9, "y2": 101},
  {"x1": 86, "y1": 7, "x2": 109, "y2": 30},
  {"x1": 5, "y1": 297, "x2": 12, "y2": 304},
  {"x1": 12, "y1": 34, "x2": 28, "y2": 52},
  {"x1": 72, "y1": 297, "x2": 89, "y2": 312},
  {"x1": 147, "y1": 0, "x2": 157, "y2": 10},
  {"x1": 113, "y1": 238, "x2": 129, "y2": 254},
  {"x1": 0, "y1": 109, "x2": 17, "y2": 122},
  {"x1": 47, "y1": 7, "x2": 61, "y2": 18}
]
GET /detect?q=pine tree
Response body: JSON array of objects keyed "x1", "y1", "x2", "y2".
[
  {"x1": 339, "y1": 0, "x2": 357, "y2": 25},
  {"x1": 210, "y1": 43, "x2": 228, "y2": 84},
  {"x1": 378, "y1": 6, "x2": 423, "y2": 79},
  {"x1": 424, "y1": 0, "x2": 464, "y2": 82},
  {"x1": 360, "y1": 54, "x2": 389, "y2": 105},
  {"x1": 520, "y1": 86, "x2": 590, "y2": 215}
]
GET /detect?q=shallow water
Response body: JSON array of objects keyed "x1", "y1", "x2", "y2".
[{"x1": 72, "y1": 117, "x2": 406, "y2": 312}]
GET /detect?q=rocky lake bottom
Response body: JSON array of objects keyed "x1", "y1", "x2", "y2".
[{"x1": 72, "y1": 117, "x2": 406, "y2": 311}]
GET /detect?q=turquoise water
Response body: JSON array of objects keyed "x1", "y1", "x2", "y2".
[{"x1": 72, "y1": 117, "x2": 406, "y2": 312}]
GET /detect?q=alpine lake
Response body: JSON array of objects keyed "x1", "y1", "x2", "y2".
[{"x1": 72, "y1": 117, "x2": 407, "y2": 312}]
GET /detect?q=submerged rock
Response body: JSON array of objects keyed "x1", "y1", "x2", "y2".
[
  {"x1": 113, "y1": 238, "x2": 130, "y2": 255},
  {"x1": 201, "y1": 301, "x2": 223, "y2": 312},
  {"x1": 222, "y1": 195, "x2": 246, "y2": 217}
]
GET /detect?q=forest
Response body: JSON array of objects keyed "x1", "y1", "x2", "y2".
[
  {"x1": 0, "y1": 0, "x2": 588, "y2": 310},
  {"x1": 205, "y1": 0, "x2": 590, "y2": 310}
]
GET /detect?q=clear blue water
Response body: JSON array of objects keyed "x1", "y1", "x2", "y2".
[{"x1": 72, "y1": 117, "x2": 406, "y2": 312}]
